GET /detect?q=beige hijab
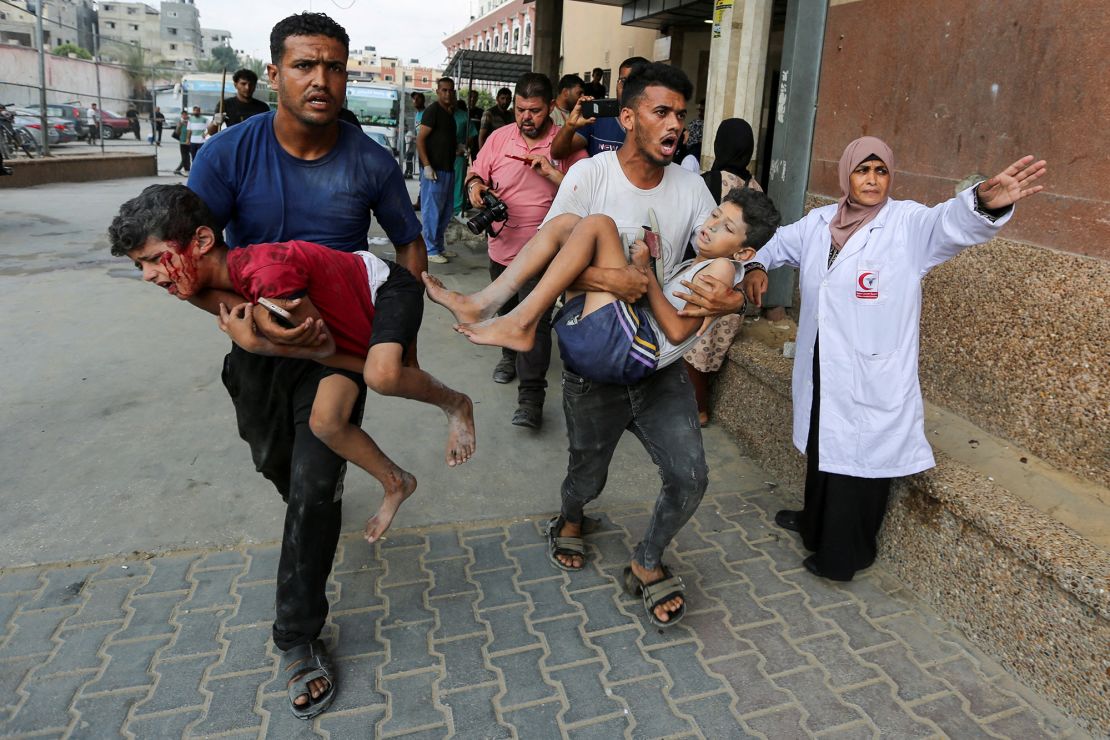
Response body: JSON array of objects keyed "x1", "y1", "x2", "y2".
[{"x1": 829, "y1": 136, "x2": 894, "y2": 251}]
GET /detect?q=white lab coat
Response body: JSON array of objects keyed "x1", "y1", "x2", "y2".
[{"x1": 753, "y1": 186, "x2": 1012, "y2": 478}]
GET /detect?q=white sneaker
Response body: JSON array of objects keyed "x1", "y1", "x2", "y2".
[{"x1": 427, "y1": 253, "x2": 449, "y2": 264}]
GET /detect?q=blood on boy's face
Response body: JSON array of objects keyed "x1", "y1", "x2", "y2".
[{"x1": 128, "y1": 237, "x2": 202, "y2": 300}]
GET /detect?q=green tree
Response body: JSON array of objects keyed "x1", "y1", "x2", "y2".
[
  {"x1": 52, "y1": 43, "x2": 92, "y2": 60},
  {"x1": 198, "y1": 45, "x2": 240, "y2": 73}
]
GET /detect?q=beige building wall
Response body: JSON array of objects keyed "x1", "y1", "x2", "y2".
[{"x1": 559, "y1": 0, "x2": 656, "y2": 97}]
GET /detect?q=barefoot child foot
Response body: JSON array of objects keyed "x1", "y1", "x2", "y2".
[
  {"x1": 422, "y1": 272, "x2": 497, "y2": 325},
  {"x1": 364, "y1": 468, "x2": 418, "y2": 543},
  {"x1": 444, "y1": 393, "x2": 477, "y2": 467},
  {"x1": 454, "y1": 315, "x2": 538, "y2": 353}
]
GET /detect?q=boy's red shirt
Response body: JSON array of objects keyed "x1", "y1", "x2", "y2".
[{"x1": 227, "y1": 240, "x2": 375, "y2": 357}]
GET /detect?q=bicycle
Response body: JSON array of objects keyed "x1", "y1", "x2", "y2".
[{"x1": 0, "y1": 108, "x2": 37, "y2": 160}]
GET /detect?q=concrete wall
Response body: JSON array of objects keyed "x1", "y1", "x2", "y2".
[
  {"x1": 559, "y1": 0, "x2": 657, "y2": 96},
  {"x1": 0, "y1": 154, "x2": 156, "y2": 188},
  {"x1": 812, "y1": 0, "x2": 1109, "y2": 259},
  {"x1": 0, "y1": 45, "x2": 132, "y2": 110}
]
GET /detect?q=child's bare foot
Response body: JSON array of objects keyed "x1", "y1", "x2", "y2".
[
  {"x1": 422, "y1": 272, "x2": 490, "y2": 325},
  {"x1": 454, "y1": 316, "x2": 537, "y2": 353},
  {"x1": 444, "y1": 393, "x2": 476, "y2": 467},
  {"x1": 364, "y1": 469, "x2": 417, "y2": 544}
]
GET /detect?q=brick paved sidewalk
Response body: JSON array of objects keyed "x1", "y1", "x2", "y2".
[{"x1": 0, "y1": 488, "x2": 1088, "y2": 739}]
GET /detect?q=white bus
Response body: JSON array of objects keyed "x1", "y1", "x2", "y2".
[
  {"x1": 345, "y1": 82, "x2": 400, "y2": 152},
  {"x1": 156, "y1": 73, "x2": 272, "y2": 121}
]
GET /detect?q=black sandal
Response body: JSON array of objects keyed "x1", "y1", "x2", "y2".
[
  {"x1": 622, "y1": 565, "x2": 687, "y2": 628},
  {"x1": 546, "y1": 515, "x2": 586, "y2": 572},
  {"x1": 282, "y1": 639, "x2": 336, "y2": 720}
]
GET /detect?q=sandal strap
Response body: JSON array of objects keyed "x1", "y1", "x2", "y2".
[
  {"x1": 642, "y1": 575, "x2": 685, "y2": 607},
  {"x1": 550, "y1": 536, "x2": 584, "y2": 555}
]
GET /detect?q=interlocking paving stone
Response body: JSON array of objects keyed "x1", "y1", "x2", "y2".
[
  {"x1": 26, "y1": 567, "x2": 98, "y2": 611},
  {"x1": 209, "y1": 623, "x2": 275, "y2": 676},
  {"x1": 379, "y1": 621, "x2": 437, "y2": 675},
  {"x1": 135, "y1": 654, "x2": 211, "y2": 714},
  {"x1": 607, "y1": 675, "x2": 693, "y2": 738},
  {"x1": 505, "y1": 519, "x2": 544, "y2": 549},
  {"x1": 668, "y1": 608, "x2": 743, "y2": 661},
  {"x1": 927, "y1": 656, "x2": 1023, "y2": 718},
  {"x1": 526, "y1": 615, "x2": 595, "y2": 668},
  {"x1": 379, "y1": 583, "x2": 433, "y2": 625},
  {"x1": 913, "y1": 691, "x2": 1011, "y2": 738},
  {"x1": 711, "y1": 651, "x2": 795, "y2": 716},
  {"x1": 379, "y1": 545, "x2": 428, "y2": 587},
  {"x1": 761, "y1": 591, "x2": 836, "y2": 640},
  {"x1": 713, "y1": 581, "x2": 777, "y2": 627},
  {"x1": 81, "y1": 636, "x2": 168, "y2": 694},
  {"x1": 489, "y1": 648, "x2": 559, "y2": 707},
  {"x1": 424, "y1": 529, "x2": 468, "y2": 561},
  {"x1": 561, "y1": 564, "x2": 614, "y2": 592},
  {"x1": 316, "y1": 706, "x2": 386, "y2": 738},
  {"x1": 430, "y1": 593, "x2": 485, "y2": 641},
  {"x1": 518, "y1": 579, "x2": 577, "y2": 619},
  {"x1": 733, "y1": 622, "x2": 810, "y2": 675},
  {"x1": 63, "y1": 579, "x2": 134, "y2": 626},
  {"x1": 841, "y1": 576, "x2": 913, "y2": 620},
  {"x1": 773, "y1": 666, "x2": 866, "y2": 732},
  {"x1": 225, "y1": 580, "x2": 276, "y2": 628},
  {"x1": 731, "y1": 557, "x2": 797, "y2": 599},
  {"x1": 840, "y1": 682, "x2": 937, "y2": 737},
  {"x1": 378, "y1": 671, "x2": 446, "y2": 735},
  {"x1": 241, "y1": 545, "x2": 282, "y2": 583},
  {"x1": 548, "y1": 662, "x2": 624, "y2": 726},
  {"x1": 124, "y1": 709, "x2": 204, "y2": 738},
  {"x1": 691, "y1": 503, "x2": 738, "y2": 535},
  {"x1": 438, "y1": 683, "x2": 512, "y2": 738},
  {"x1": 332, "y1": 568, "x2": 386, "y2": 613},
  {"x1": 189, "y1": 672, "x2": 264, "y2": 735},
  {"x1": 814, "y1": 722, "x2": 876, "y2": 740},
  {"x1": 564, "y1": 714, "x2": 631, "y2": 738},
  {"x1": 69, "y1": 691, "x2": 141, "y2": 740},
  {"x1": 588, "y1": 629, "x2": 659, "y2": 682},
  {"x1": 257, "y1": 693, "x2": 327, "y2": 738},
  {"x1": 1, "y1": 671, "x2": 87, "y2": 734},
  {"x1": 675, "y1": 692, "x2": 751, "y2": 738},
  {"x1": 470, "y1": 570, "x2": 526, "y2": 610},
  {"x1": 377, "y1": 532, "x2": 427, "y2": 549},
  {"x1": 740, "y1": 703, "x2": 806, "y2": 738},
  {"x1": 160, "y1": 608, "x2": 223, "y2": 659},
  {"x1": 780, "y1": 570, "x2": 853, "y2": 609},
  {"x1": 649, "y1": 641, "x2": 727, "y2": 700},
  {"x1": 437, "y1": 635, "x2": 497, "y2": 691},
  {"x1": 587, "y1": 532, "x2": 635, "y2": 569},
  {"x1": 133, "y1": 555, "x2": 194, "y2": 596},
  {"x1": 877, "y1": 612, "x2": 963, "y2": 665},
  {"x1": 681, "y1": 549, "x2": 746, "y2": 590},
  {"x1": 753, "y1": 533, "x2": 808, "y2": 574},
  {"x1": 327, "y1": 654, "x2": 387, "y2": 712},
  {"x1": 860, "y1": 642, "x2": 950, "y2": 701},
  {"x1": 331, "y1": 612, "x2": 386, "y2": 658},
  {"x1": 0, "y1": 593, "x2": 22, "y2": 636},
  {"x1": 794, "y1": 633, "x2": 881, "y2": 689},
  {"x1": 984, "y1": 707, "x2": 1057, "y2": 739},
  {"x1": 115, "y1": 592, "x2": 179, "y2": 641},
  {"x1": 0, "y1": 606, "x2": 76, "y2": 659},
  {"x1": 576, "y1": 585, "x2": 636, "y2": 633},
  {"x1": 194, "y1": 550, "x2": 248, "y2": 569},
  {"x1": 499, "y1": 699, "x2": 563, "y2": 735},
  {"x1": 465, "y1": 534, "x2": 514, "y2": 573},
  {"x1": 37, "y1": 621, "x2": 117, "y2": 676},
  {"x1": 670, "y1": 521, "x2": 717, "y2": 553},
  {"x1": 425, "y1": 557, "x2": 477, "y2": 599},
  {"x1": 0, "y1": 570, "x2": 43, "y2": 594},
  {"x1": 0, "y1": 657, "x2": 37, "y2": 712},
  {"x1": 510, "y1": 543, "x2": 559, "y2": 584},
  {"x1": 481, "y1": 603, "x2": 541, "y2": 654},
  {"x1": 818, "y1": 603, "x2": 898, "y2": 652},
  {"x1": 704, "y1": 529, "x2": 763, "y2": 563},
  {"x1": 182, "y1": 568, "x2": 238, "y2": 611}
]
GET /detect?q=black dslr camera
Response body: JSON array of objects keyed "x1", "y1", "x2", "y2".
[{"x1": 466, "y1": 191, "x2": 509, "y2": 236}]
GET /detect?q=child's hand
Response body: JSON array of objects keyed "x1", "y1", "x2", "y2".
[
  {"x1": 629, "y1": 239, "x2": 651, "y2": 269},
  {"x1": 218, "y1": 302, "x2": 261, "y2": 351}
]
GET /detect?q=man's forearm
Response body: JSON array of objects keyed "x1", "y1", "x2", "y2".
[
  {"x1": 416, "y1": 128, "x2": 431, "y2": 167},
  {"x1": 570, "y1": 265, "x2": 619, "y2": 294},
  {"x1": 189, "y1": 288, "x2": 244, "y2": 316},
  {"x1": 395, "y1": 237, "x2": 429, "y2": 279},
  {"x1": 550, "y1": 125, "x2": 577, "y2": 160}
]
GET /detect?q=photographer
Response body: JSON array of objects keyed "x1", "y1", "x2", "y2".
[{"x1": 463, "y1": 72, "x2": 586, "y2": 429}]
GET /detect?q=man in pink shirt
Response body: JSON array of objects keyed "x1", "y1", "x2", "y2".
[{"x1": 462, "y1": 73, "x2": 586, "y2": 429}]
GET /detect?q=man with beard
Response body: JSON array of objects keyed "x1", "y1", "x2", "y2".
[
  {"x1": 206, "y1": 68, "x2": 271, "y2": 135},
  {"x1": 462, "y1": 72, "x2": 585, "y2": 429},
  {"x1": 478, "y1": 87, "x2": 514, "y2": 148},
  {"x1": 551, "y1": 56, "x2": 648, "y2": 159},
  {"x1": 186, "y1": 12, "x2": 427, "y2": 720},
  {"x1": 424, "y1": 64, "x2": 740, "y2": 627}
]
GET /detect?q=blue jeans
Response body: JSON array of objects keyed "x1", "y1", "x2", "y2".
[
  {"x1": 560, "y1": 361, "x2": 708, "y2": 570},
  {"x1": 419, "y1": 168, "x2": 455, "y2": 255}
]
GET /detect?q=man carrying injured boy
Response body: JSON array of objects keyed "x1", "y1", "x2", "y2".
[
  {"x1": 109, "y1": 184, "x2": 475, "y2": 547},
  {"x1": 423, "y1": 62, "x2": 776, "y2": 627}
]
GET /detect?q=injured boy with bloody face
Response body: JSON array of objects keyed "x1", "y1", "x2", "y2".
[{"x1": 109, "y1": 183, "x2": 476, "y2": 544}]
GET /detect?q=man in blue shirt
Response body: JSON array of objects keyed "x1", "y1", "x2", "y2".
[
  {"x1": 187, "y1": 12, "x2": 426, "y2": 721},
  {"x1": 550, "y1": 56, "x2": 648, "y2": 159}
]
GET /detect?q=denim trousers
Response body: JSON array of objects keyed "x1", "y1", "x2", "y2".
[
  {"x1": 560, "y1": 361, "x2": 708, "y2": 570},
  {"x1": 489, "y1": 259, "x2": 552, "y2": 408},
  {"x1": 419, "y1": 168, "x2": 455, "y2": 254},
  {"x1": 221, "y1": 346, "x2": 366, "y2": 651}
]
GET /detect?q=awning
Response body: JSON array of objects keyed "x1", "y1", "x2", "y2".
[
  {"x1": 443, "y1": 50, "x2": 533, "y2": 86},
  {"x1": 572, "y1": 0, "x2": 714, "y2": 30}
]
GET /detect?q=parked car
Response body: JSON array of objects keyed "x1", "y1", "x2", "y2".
[
  {"x1": 27, "y1": 102, "x2": 87, "y2": 138},
  {"x1": 9, "y1": 107, "x2": 77, "y2": 149},
  {"x1": 97, "y1": 109, "x2": 133, "y2": 139}
]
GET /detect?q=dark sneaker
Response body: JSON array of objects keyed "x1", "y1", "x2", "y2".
[
  {"x1": 511, "y1": 405, "x2": 542, "y2": 429},
  {"x1": 774, "y1": 509, "x2": 801, "y2": 532},
  {"x1": 492, "y1": 357, "x2": 516, "y2": 384}
]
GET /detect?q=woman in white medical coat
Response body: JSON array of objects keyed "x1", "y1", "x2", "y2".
[{"x1": 742, "y1": 136, "x2": 1047, "y2": 581}]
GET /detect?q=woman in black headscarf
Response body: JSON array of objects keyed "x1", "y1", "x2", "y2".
[{"x1": 682, "y1": 118, "x2": 765, "y2": 425}]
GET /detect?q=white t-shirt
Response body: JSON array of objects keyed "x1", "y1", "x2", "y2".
[
  {"x1": 542, "y1": 151, "x2": 716, "y2": 283},
  {"x1": 650, "y1": 259, "x2": 744, "y2": 368}
]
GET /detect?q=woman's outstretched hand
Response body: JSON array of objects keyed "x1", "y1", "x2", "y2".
[{"x1": 977, "y1": 156, "x2": 1047, "y2": 210}]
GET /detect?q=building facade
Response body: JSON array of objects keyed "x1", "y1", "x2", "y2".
[
  {"x1": 348, "y1": 46, "x2": 441, "y2": 91},
  {"x1": 0, "y1": 0, "x2": 97, "y2": 52},
  {"x1": 443, "y1": 0, "x2": 536, "y2": 59}
]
